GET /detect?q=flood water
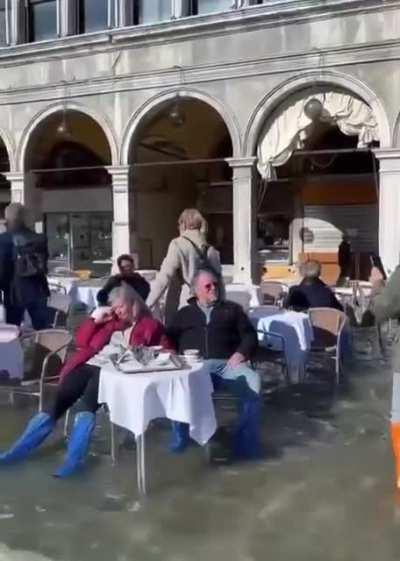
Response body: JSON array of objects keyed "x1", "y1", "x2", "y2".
[{"x1": 1, "y1": 344, "x2": 400, "y2": 561}]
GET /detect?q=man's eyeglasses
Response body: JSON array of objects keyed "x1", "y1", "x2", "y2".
[{"x1": 204, "y1": 282, "x2": 218, "y2": 290}]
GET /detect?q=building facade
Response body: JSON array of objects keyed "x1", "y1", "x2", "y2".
[{"x1": 0, "y1": 0, "x2": 399, "y2": 282}]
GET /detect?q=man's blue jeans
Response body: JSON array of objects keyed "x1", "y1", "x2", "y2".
[{"x1": 171, "y1": 359, "x2": 262, "y2": 458}]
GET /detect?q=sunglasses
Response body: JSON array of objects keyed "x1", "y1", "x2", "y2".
[{"x1": 204, "y1": 283, "x2": 218, "y2": 289}]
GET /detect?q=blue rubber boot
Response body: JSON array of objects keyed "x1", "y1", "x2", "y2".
[
  {"x1": 54, "y1": 412, "x2": 95, "y2": 478},
  {"x1": 233, "y1": 394, "x2": 263, "y2": 460},
  {"x1": 169, "y1": 422, "x2": 190, "y2": 454},
  {"x1": 0, "y1": 412, "x2": 55, "y2": 465}
]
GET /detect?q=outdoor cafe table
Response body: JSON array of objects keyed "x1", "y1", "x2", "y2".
[
  {"x1": 98, "y1": 362, "x2": 217, "y2": 495},
  {"x1": 0, "y1": 324, "x2": 23, "y2": 381},
  {"x1": 249, "y1": 308, "x2": 314, "y2": 383}
]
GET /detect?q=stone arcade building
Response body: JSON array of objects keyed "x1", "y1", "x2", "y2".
[{"x1": 0, "y1": 0, "x2": 399, "y2": 282}]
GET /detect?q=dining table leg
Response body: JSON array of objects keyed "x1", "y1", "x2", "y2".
[{"x1": 136, "y1": 433, "x2": 147, "y2": 496}]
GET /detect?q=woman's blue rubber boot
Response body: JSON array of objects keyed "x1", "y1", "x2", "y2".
[
  {"x1": 54, "y1": 411, "x2": 95, "y2": 478},
  {"x1": 0, "y1": 412, "x2": 55, "y2": 465},
  {"x1": 169, "y1": 421, "x2": 190, "y2": 453}
]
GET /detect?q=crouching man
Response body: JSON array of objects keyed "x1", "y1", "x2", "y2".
[{"x1": 167, "y1": 268, "x2": 262, "y2": 459}]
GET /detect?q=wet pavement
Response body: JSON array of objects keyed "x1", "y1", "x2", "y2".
[{"x1": 0, "y1": 335, "x2": 400, "y2": 561}]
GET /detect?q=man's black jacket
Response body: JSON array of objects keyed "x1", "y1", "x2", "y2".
[{"x1": 167, "y1": 299, "x2": 258, "y2": 360}]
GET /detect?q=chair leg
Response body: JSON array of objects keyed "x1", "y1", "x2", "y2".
[
  {"x1": 335, "y1": 352, "x2": 340, "y2": 385},
  {"x1": 64, "y1": 409, "x2": 70, "y2": 438},
  {"x1": 110, "y1": 421, "x2": 117, "y2": 465}
]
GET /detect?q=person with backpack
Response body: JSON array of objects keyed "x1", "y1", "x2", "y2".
[
  {"x1": 147, "y1": 208, "x2": 223, "y2": 324},
  {"x1": 0, "y1": 203, "x2": 50, "y2": 330}
]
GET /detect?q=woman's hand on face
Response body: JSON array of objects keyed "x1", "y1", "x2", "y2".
[
  {"x1": 92, "y1": 307, "x2": 114, "y2": 325},
  {"x1": 369, "y1": 266, "x2": 385, "y2": 285}
]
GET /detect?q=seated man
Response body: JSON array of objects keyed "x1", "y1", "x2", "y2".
[
  {"x1": 285, "y1": 260, "x2": 343, "y2": 312},
  {"x1": 167, "y1": 268, "x2": 262, "y2": 459},
  {"x1": 97, "y1": 254, "x2": 150, "y2": 306}
]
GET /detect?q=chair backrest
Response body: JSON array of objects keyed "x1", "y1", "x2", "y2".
[
  {"x1": 225, "y1": 290, "x2": 251, "y2": 312},
  {"x1": 308, "y1": 307, "x2": 347, "y2": 347},
  {"x1": 22, "y1": 329, "x2": 72, "y2": 381},
  {"x1": 48, "y1": 292, "x2": 72, "y2": 314},
  {"x1": 48, "y1": 282, "x2": 67, "y2": 295},
  {"x1": 260, "y1": 282, "x2": 286, "y2": 305},
  {"x1": 35, "y1": 329, "x2": 72, "y2": 361}
]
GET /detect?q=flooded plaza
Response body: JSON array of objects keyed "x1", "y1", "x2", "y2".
[{"x1": 1, "y1": 343, "x2": 400, "y2": 561}]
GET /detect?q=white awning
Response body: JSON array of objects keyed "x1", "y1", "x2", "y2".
[{"x1": 257, "y1": 91, "x2": 379, "y2": 180}]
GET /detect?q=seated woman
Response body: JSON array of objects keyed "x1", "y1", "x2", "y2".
[{"x1": 0, "y1": 284, "x2": 171, "y2": 478}]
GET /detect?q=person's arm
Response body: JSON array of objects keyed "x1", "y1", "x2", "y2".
[
  {"x1": 165, "y1": 312, "x2": 183, "y2": 352},
  {"x1": 75, "y1": 309, "x2": 115, "y2": 348},
  {"x1": 146, "y1": 240, "x2": 181, "y2": 308},
  {"x1": 0, "y1": 235, "x2": 12, "y2": 290},
  {"x1": 96, "y1": 275, "x2": 121, "y2": 306},
  {"x1": 283, "y1": 286, "x2": 295, "y2": 309},
  {"x1": 329, "y1": 289, "x2": 343, "y2": 311},
  {"x1": 370, "y1": 266, "x2": 400, "y2": 323}
]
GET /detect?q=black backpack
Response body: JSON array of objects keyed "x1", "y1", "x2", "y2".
[
  {"x1": 13, "y1": 231, "x2": 47, "y2": 278},
  {"x1": 183, "y1": 236, "x2": 220, "y2": 279}
]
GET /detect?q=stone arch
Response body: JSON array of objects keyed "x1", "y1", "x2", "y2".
[
  {"x1": 244, "y1": 70, "x2": 391, "y2": 157},
  {"x1": 17, "y1": 101, "x2": 119, "y2": 170},
  {"x1": 120, "y1": 87, "x2": 241, "y2": 164},
  {"x1": 0, "y1": 127, "x2": 15, "y2": 172},
  {"x1": 391, "y1": 110, "x2": 400, "y2": 147}
]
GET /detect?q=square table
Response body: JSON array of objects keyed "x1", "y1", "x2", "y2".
[{"x1": 98, "y1": 363, "x2": 217, "y2": 494}]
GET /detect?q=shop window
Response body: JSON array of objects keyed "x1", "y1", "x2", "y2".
[
  {"x1": 191, "y1": 0, "x2": 233, "y2": 15},
  {"x1": 133, "y1": 0, "x2": 173, "y2": 25},
  {"x1": 78, "y1": 0, "x2": 111, "y2": 34},
  {"x1": 25, "y1": 0, "x2": 57, "y2": 42}
]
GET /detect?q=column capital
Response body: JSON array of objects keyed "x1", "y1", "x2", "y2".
[
  {"x1": 226, "y1": 157, "x2": 257, "y2": 169},
  {"x1": 373, "y1": 149, "x2": 400, "y2": 173},
  {"x1": 107, "y1": 165, "x2": 131, "y2": 193},
  {"x1": 4, "y1": 172, "x2": 25, "y2": 182}
]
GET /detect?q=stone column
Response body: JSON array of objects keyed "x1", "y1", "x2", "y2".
[
  {"x1": 107, "y1": 166, "x2": 136, "y2": 263},
  {"x1": 10, "y1": 0, "x2": 26, "y2": 45},
  {"x1": 4, "y1": 171, "x2": 42, "y2": 228},
  {"x1": 227, "y1": 157, "x2": 257, "y2": 284},
  {"x1": 59, "y1": 0, "x2": 77, "y2": 36},
  {"x1": 5, "y1": 172, "x2": 25, "y2": 204},
  {"x1": 374, "y1": 149, "x2": 400, "y2": 275}
]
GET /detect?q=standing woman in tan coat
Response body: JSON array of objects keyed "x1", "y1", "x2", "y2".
[{"x1": 147, "y1": 208, "x2": 222, "y2": 324}]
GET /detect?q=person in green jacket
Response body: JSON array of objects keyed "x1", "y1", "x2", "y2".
[{"x1": 370, "y1": 265, "x2": 400, "y2": 489}]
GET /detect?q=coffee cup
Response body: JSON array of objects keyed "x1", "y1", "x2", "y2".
[{"x1": 184, "y1": 349, "x2": 200, "y2": 358}]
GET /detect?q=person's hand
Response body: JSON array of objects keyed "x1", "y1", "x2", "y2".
[
  {"x1": 92, "y1": 307, "x2": 114, "y2": 325},
  {"x1": 369, "y1": 266, "x2": 385, "y2": 285},
  {"x1": 226, "y1": 352, "x2": 246, "y2": 369}
]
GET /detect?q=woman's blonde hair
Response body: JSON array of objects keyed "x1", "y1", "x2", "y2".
[{"x1": 178, "y1": 208, "x2": 207, "y2": 234}]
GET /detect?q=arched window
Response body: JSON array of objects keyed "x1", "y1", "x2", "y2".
[
  {"x1": 25, "y1": 0, "x2": 57, "y2": 42},
  {"x1": 78, "y1": 0, "x2": 112, "y2": 34}
]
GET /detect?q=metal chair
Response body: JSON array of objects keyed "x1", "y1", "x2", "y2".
[
  {"x1": 260, "y1": 282, "x2": 287, "y2": 306},
  {"x1": 47, "y1": 291, "x2": 72, "y2": 328},
  {"x1": 13, "y1": 329, "x2": 72, "y2": 411},
  {"x1": 225, "y1": 290, "x2": 252, "y2": 312},
  {"x1": 253, "y1": 330, "x2": 290, "y2": 389},
  {"x1": 308, "y1": 308, "x2": 347, "y2": 384}
]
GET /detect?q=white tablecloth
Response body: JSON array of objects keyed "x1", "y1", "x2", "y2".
[
  {"x1": 250, "y1": 310, "x2": 314, "y2": 383},
  {"x1": 0, "y1": 324, "x2": 23, "y2": 380},
  {"x1": 48, "y1": 276, "x2": 103, "y2": 308},
  {"x1": 98, "y1": 364, "x2": 217, "y2": 445}
]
